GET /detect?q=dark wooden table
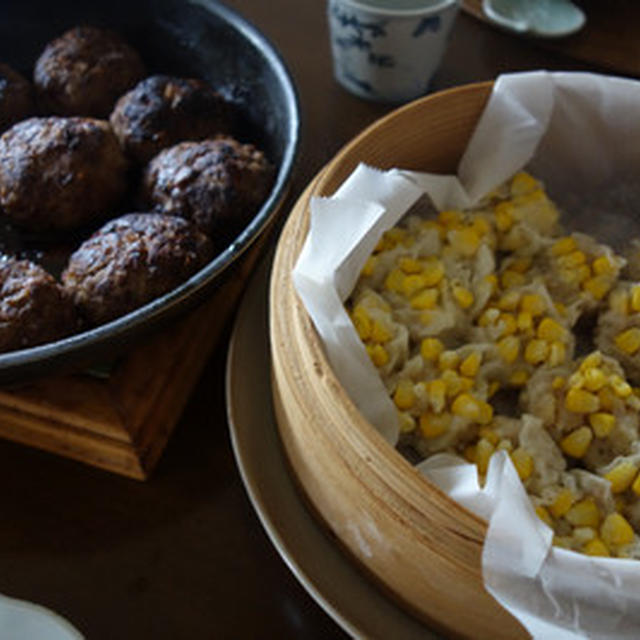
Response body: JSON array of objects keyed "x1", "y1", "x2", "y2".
[{"x1": 0, "y1": 2, "x2": 629, "y2": 638}]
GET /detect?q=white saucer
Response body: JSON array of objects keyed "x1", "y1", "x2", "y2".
[{"x1": 226, "y1": 257, "x2": 440, "y2": 639}]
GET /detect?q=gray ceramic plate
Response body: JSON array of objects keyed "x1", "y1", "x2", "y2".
[
  {"x1": 226, "y1": 257, "x2": 441, "y2": 640},
  {"x1": 0, "y1": 0, "x2": 299, "y2": 382}
]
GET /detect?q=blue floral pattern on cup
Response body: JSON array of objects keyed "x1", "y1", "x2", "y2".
[{"x1": 328, "y1": 0, "x2": 459, "y2": 103}]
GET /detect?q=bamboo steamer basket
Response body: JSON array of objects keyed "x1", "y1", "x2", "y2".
[{"x1": 270, "y1": 82, "x2": 530, "y2": 639}]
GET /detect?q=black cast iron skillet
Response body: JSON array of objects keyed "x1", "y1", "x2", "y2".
[{"x1": 0, "y1": 0, "x2": 300, "y2": 383}]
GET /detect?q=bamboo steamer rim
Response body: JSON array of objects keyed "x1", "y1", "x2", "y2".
[{"x1": 269, "y1": 80, "x2": 529, "y2": 639}]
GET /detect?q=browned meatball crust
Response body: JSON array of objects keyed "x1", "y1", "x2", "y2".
[
  {"x1": 142, "y1": 136, "x2": 274, "y2": 237},
  {"x1": 0, "y1": 63, "x2": 35, "y2": 133},
  {"x1": 0, "y1": 256, "x2": 77, "y2": 353},
  {"x1": 109, "y1": 75, "x2": 234, "y2": 164},
  {"x1": 62, "y1": 213, "x2": 214, "y2": 326},
  {"x1": 0, "y1": 117, "x2": 129, "y2": 231},
  {"x1": 34, "y1": 26, "x2": 145, "y2": 118}
]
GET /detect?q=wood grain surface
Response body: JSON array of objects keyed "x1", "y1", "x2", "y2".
[{"x1": 463, "y1": 0, "x2": 640, "y2": 77}]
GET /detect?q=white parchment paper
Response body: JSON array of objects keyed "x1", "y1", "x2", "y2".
[{"x1": 292, "y1": 71, "x2": 640, "y2": 638}]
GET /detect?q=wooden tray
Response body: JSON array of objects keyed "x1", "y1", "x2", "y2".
[
  {"x1": 0, "y1": 232, "x2": 268, "y2": 480},
  {"x1": 462, "y1": 0, "x2": 640, "y2": 78}
]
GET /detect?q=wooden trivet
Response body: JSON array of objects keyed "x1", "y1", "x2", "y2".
[
  {"x1": 462, "y1": 0, "x2": 640, "y2": 78},
  {"x1": 0, "y1": 235, "x2": 268, "y2": 480}
]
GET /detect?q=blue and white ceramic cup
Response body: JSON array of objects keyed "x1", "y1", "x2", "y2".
[{"x1": 327, "y1": 0, "x2": 460, "y2": 103}]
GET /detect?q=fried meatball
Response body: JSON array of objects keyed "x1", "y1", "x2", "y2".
[
  {"x1": 0, "y1": 256, "x2": 77, "y2": 353},
  {"x1": 142, "y1": 136, "x2": 274, "y2": 237},
  {"x1": 0, "y1": 63, "x2": 35, "y2": 133},
  {"x1": 109, "y1": 75, "x2": 234, "y2": 163},
  {"x1": 34, "y1": 26, "x2": 145, "y2": 118},
  {"x1": 62, "y1": 213, "x2": 214, "y2": 326},
  {"x1": 0, "y1": 116, "x2": 129, "y2": 231}
]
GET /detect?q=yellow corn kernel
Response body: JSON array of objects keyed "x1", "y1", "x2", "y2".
[
  {"x1": 420, "y1": 337, "x2": 444, "y2": 361},
  {"x1": 559, "y1": 264, "x2": 591, "y2": 286},
  {"x1": 366, "y1": 344, "x2": 389, "y2": 367},
  {"x1": 488, "y1": 381, "x2": 501, "y2": 398},
  {"x1": 478, "y1": 427, "x2": 499, "y2": 446},
  {"x1": 438, "y1": 350, "x2": 460, "y2": 371},
  {"x1": 615, "y1": 328, "x2": 640, "y2": 355},
  {"x1": 568, "y1": 372, "x2": 585, "y2": 389},
  {"x1": 598, "y1": 387, "x2": 616, "y2": 411},
  {"x1": 451, "y1": 393, "x2": 483, "y2": 421},
  {"x1": 549, "y1": 488, "x2": 575, "y2": 518},
  {"x1": 397, "y1": 256, "x2": 423, "y2": 274},
  {"x1": 537, "y1": 317, "x2": 567, "y2": 342},
  {"x1": 631, "y1": 471, "x2": 640, "y2": 497},
  {"x1": 592, "y1": 255, "x2": 616, "y2": 276},
  {"x1": 535, "y1": 505, "x2": 554, "y2": 528},
  {"x1": 516, "y1": 311, "x2": 533, "y2": 333},
  {"x1": 565, "y1": 388, "x2": 600, "y2": 414},
  {"x1": 478, "y1": 307, "x2": 500, "y2": 327},
  {"x1": 393, "y1": 379, "x2": 416, "y2": 410},
  {"x1": 397, "y1": 411, "x2": 416, "y2": 434},
  {"x1": 477, "y1": 400, "x2": 494, "y2": 425},
  {"x1": 600, "y1": 512, "x2": 635, "y2": 547},
  {"x1": 524, "y1": 339, "x2": 550, "y2": 365},
  {"x1": 583, "y1": 367, "x2": 607, "y2": 392},
  {"x1": 589, "y1": 412, "x2": 616, "y2": 438},
  {"x1": 610, "y1": 288, "x2": 629, "y2": 315},
  {"x1": 583, "y1": 275, "x2": 611, "y2": 301},
  {"x1": 351, "y1": 305, "x2": 372, "y2": 340},
  {"x1": 422, "y1": 257, "x2": 446, "y2": 287},
  {"x1": 580, "y1": 352, "x2": 602, "y2": 371},
  {"x1": 560, "y1": 426, "x2": 593, "y2": 458},
  {"x1": 547, "y1": 341, "x2": 567, "y2": 367},
  {"x1": 449, "y1": 228, "x2": 481, "y2": 256},
  {"x1": 566, "y1": 497, "x2": 600, "y2": 528},
  {"x1": 510, "y1": 171, "x2": 538, "y2": 195},
  {"x1": 497, "y1": 290, "x2": 521, "y2": 312},
  {"x1": 610, "y1": 374, "x2": 633, "y2": 398},
  {"x1": 410, "y1": 288, "x2": 439, "y2": 310},
  {"x1": 400, "y1": 273, "x2": 428, "y2": 297},
  {"x1": 520, "y1": 293, "x2": 546, "y2": 317},
  {"x1": 509, "y1": 370, "x2": 529, "y2": 386},
  {"x1": 453, "y1": 286, "x2": 474, "y2": 309},
  {"x1": 426, "y1": 379, "x2": 447, "y2": 413},
  {"x1": 370, "y1": 319, "x2": 392, "y2": 343},
  {"x1": 556, "y1": 250, "x2": 587, "y2": 269},
  {"x1": 551, "y1": 236, "x2": 577, "y2": 256},
  {"x1": 419, "y1": 412, "x2": 451, "y2": 438},
  {"x1": 631, "y1": 285, "x2": 640, "y2": 313},
  {"x1": 384, "y1": 267, "x2": 404, "y2": 292},
  {"x1": 475, "y1": 438, "x2": 495, "y2": 475},
  {"x1": 499, "y1": 313, "x2": 518, "y2": 336},
  {"x1": 494, "y1": 202, "x2": 514, "y2": 232},
  {"x1": 438, "y1": 209, "x2": 463, "y2": 227},
  {"x1": 510, "y1": 257, "x2": 532, "y2": 274},
  {"x1": 472, "y1": 216, "x2": 491, "y2": 237},
  {"x1": 376, "y1": 227, "x2": 407, "y2": 252},
  {"x1": 463, "y1": 444, "x2": 476, "y2": 463},
  {"x1": 583, "y1": 538, "x2": 610, "y2": 557},
  {"x1": 501, "y1": 270, "x2": 526, "y2": 289},
  {"x1": 510, "y1": 448, "x2": 534, "y2": 481},
  {"x1": 459, "y1": 351, "x2": 482, "y2": 378},
  {"x1": 497, "y1": 335, "x2": 520, "y2": 364},
  {"x1": 604, "y1": 461, "x2": 638, "y2": 494},
  {"x1": 496, "y1": 438, "x2": 513, "y2": 452},
  {"x1": 360, "y1": 255, "x2": 377, "y2": 277},
  {"x1": 552, "y1": 376, "x2": 566, "y2": 390}
]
